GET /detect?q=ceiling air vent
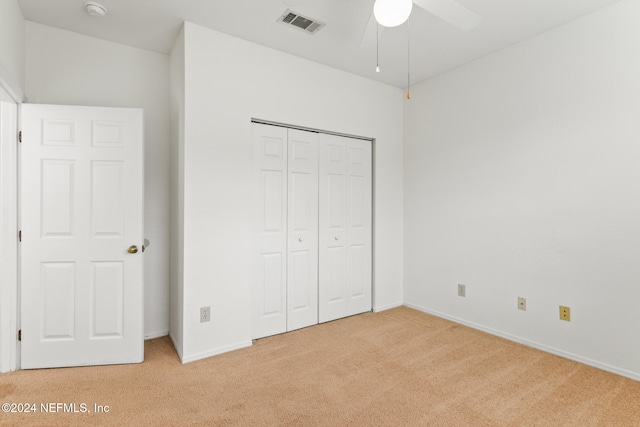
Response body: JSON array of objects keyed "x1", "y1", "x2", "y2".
[{"x1": 277, "y1": 9, "x2": 325, "y2": 35}]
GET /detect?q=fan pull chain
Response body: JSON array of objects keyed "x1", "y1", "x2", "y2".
[
  {"x1": 376, "y1": 23, "x2": 380, "y2": 73},
  {"x1": 407, "y1": 20, "x2": 411, "y2": 99}
]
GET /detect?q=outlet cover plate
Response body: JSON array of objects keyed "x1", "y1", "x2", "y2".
[
  {"x1": 559, "y1": 305, "x2": 571, "y2": 321},
  {"x1": 518, "y1": 297, "x2": 526, "y2": 311},
  {"x1": 458, "y1": 284, "x2": 466, "y2": 297},
  {"x1": 200, "y1": 306, "x2": 211, "y2": 323}
]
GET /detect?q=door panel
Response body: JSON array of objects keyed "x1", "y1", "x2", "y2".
[
  {"x1": 349, "y1": 176, "x2": 365, "y2": 227},
  {"x1": 348, "y1": 244, "x2": 365, "y2": 298},
  {"x1": 327, "y1": 174, "x2": 347, "y2": 229},
  {"x1": 261, "y1": 253, "x2": 285, "y2": 315},
  {"x1": 286, "y1": 129, "x2": 318, "y2": 332},
  {"x1": 262, "y1": 171, "x2": 285, "y2": 231},
  {"x1": 41, "y1": 160, "x2": 75, "y2": 236},
  {"x1": 319, "y1": 136, "x2": 347, "y2": 322},
  {"x1": 346, "y1": 139, "x2": 372, "y2": 316},
  {"x1": 92, "y1": 121, "x2": 125, "y2": 147},
  {"x1": 21, "y1": 104, "x2": 144, "y2": 369},
  {"x1": 41, "y1": 262, "x2": 76, "y2": 340},
  {"x1": 91, "y1": 261, "x2": 124, "y2": 338},
  {"x1": 91, "y1": 161, "x2": 125, "y2": 237},
  {"x1": 327, "y1": 247, "x2": 345, "y2": 302},
  {"x1": 319, "y1": 134, "x2": 372, "y2": 322},
  {"x1": 252, "y1": 124, "x2": 288, "y2": 339},
  {"x1": 42, "y1": 119, "x2": 74, "y2": 146},
  {"x1": 290, "y1": 250, "x2": 310, "y2": 310},
  {"x1": 291, "y1": 172, "x2": 311, "y2": 231}
]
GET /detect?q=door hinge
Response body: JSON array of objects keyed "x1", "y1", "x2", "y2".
[
  {"x1": 18, "y1": 330, "x2": 21, "y2": 341},
  {"x1": 18, "y1": 131, "x2": 22, "y2": 143},
  {"x1": 19, "y1": 230, "x2": 22, "y2": 242}
]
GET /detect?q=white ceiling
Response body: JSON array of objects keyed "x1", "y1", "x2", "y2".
[{"x1": 17, "y1": 0, "x2": 621, "y2": 88}]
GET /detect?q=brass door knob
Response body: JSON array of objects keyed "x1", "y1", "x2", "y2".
[{"x1": 128, "y1": 245, "x2": 139, "y2": 254}]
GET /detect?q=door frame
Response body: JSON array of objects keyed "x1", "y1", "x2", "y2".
[
  {"x1": 250, "y1": 118, "x2": 377, "y2": 314},
  {"x1": 0, "y1": 73, "x2": 22, "y2": 373}
]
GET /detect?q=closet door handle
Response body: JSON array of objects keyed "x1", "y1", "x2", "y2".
[
  {"x1": 298, "y1": 237, "x2": 304, "y2": 242},
  {"x1": 334, "y1": 236, "x2": 339, "y2": 241}
]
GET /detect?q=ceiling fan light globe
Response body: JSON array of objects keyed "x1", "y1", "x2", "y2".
[{"x1": 374, "y1": 0, "x2": 413, "y2": 28}]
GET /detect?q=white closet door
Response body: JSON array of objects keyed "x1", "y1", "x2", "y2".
[
  {"x1": 252, "y1": 124, "x2": 288, "y2": 339},
  {"x1": 319, "y1": 134, "x2": 372, "y2": 323},
  {"x1": 319, "y1": 135, "x2": 348, "y2": 321},
  {"x1": 344, "y1": 138, "x2": 372, "y2": 316},
  {"x1": 287, "y1": 129, "x2": 319, "y2": 331}
]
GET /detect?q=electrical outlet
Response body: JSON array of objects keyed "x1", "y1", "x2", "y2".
[
  {"x1": 457, "y1": 284, "x2": 466, "y2": 297},
  {"x1": 200, "y1": 306, "x2": 211, "y2": 323},
  {"x1": 559, "y1": 305, "x2": 570, "y2": 321},
  {"x1": 518, "y1": 297, "x2": 526, "y2": 311}
]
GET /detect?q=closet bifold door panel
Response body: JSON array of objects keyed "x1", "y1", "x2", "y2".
[
  {"x1": 253, "y1": 124, "x2": 289, "y2": 339},
  {"x1": 318, "y1": 134, "x2": 372, "y2": 323},
  {"x1": 286, "y1": 129, "x2": 319, "y2": 332},
  {"x1": 252, "y1": 124, "x2": 319, "y2": 339}
]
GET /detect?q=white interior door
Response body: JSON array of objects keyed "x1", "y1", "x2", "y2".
[
  {"x1": 319, "y1": 133, "x2": 372, "y2": 323},
  {"x1": 20, "y1": 104, "x2": 144, "y2": 369},
  {"x1": 252, "y1": 124, "x2": 288, "y2": 339},
  {"x1": 286, "y1": 129, "x2": 318, "y2": 331}
]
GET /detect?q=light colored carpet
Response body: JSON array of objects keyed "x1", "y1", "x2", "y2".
[{"x1": 1, "y1": 306, "x2": 639, "y2": 426}]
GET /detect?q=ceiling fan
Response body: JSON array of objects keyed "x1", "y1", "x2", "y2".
[
  {"x1": 359, "y1": 0, "x2": 481, "y2": 98},
  {"x1": 280, "y1": 0, "x2": 482, "y2": 97},
  {"x1": 360, "y1": 0, "x2": 482, "y2": 48}
]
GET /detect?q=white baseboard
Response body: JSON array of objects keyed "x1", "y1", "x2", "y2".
[
  {"x1": 181, "y1": 340, "x2": 252, "y2": 364},
  {"x1": 373, "y1": 302, "x2": 404, "y2": 313},
  {"x1": 144, "y1": 330, "x2": 169, "y2": 340},
  {"x1": 404, "y1": 303, "x2": 640, "y2": 382},
  {"x1": 168, "y1": 332, "x2": 184, "y2": 362}
]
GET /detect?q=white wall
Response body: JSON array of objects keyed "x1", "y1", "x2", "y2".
[
  {"x1": 25, "y1": 22, "x2": 172, "y2": 339},
  {"x1": 177, "y1": 22, "x2": 404, "y2": 362},
  {"x1": 169, "y1": 27, "x2": 185, "y2": 359},
  {"x1": 0, "y1": 0, "x2": 25, "y2": 99},
  {"x1": 403, "y1": 0, "x2": 640, "y2": 379}
]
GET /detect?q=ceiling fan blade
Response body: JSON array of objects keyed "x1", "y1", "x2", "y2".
[
  {"x1": 413, "y1": 0, "x2": 482, "y2": 31},
  {"x1": 358, "y1": 10, "x2": 378, "y2": 50}
]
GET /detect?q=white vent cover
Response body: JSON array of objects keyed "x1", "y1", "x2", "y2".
[{"x1": 277, "y1": 9, "x2": 325, "y2": 34}]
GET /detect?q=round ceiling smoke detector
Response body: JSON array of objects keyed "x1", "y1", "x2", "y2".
[{"x1": 84, "y1": 1, "x2": 107, "y2": 17}]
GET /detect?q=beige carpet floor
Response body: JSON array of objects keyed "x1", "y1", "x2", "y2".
[{"x1": 1, "y1": 306, "x2": 640, "y2": 426}]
